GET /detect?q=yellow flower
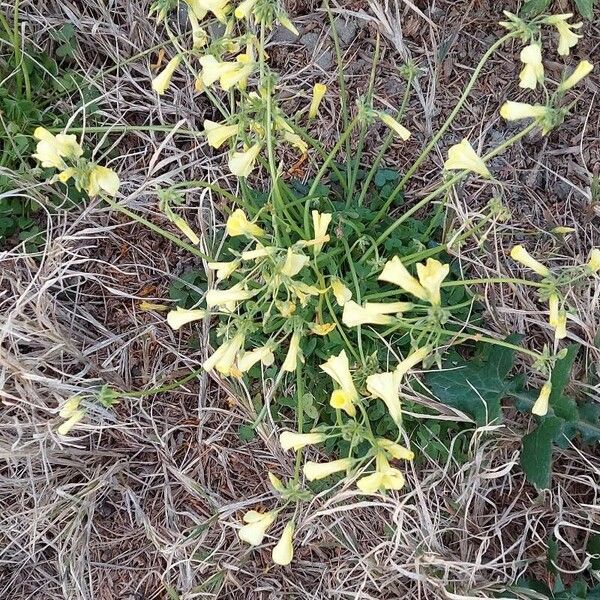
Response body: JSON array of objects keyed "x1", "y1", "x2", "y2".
[
  {"x1": 281, "y1": 248, "x2": 309, "y2": 277},
  {"x1": 309, "y1": 322, "x2": 335, "y2": 336},
  {"x1": 278, "y1": 13, "x2": 299, "y2": 36},
  {"x1": 548, "y1": 294, "x2": 560, "y2": 328},
  {"x1": 33, "y1": 127, "x2": 83, "y2": 162},
  {"x1": 363, "y1": 301, "x2": 413, "y2": 314},
  {"x1": 200, "y1": 56, "x2": 238, "y2": 86},
  {"x1": 532, "y1": 381, "x2": 552, "y2": 416},
  {"x1": 311, "y1": 211, "x2": 332, "y2": 255},
  {"x1": 238, "y1": 345, "x2": 275, "y2": 372},
  {"x1": 275, "y1": 300, "x2": 296, "y2": 317},
  {"x1": 58, "y1": 167, "x2": 76, "y2": 183},
  {"x1": 268, "y1": 472, "x2": 285, "y2": 492},
  {"x1": 415, "y1": 258, "x2": 450, "y2": 306},
  {"x1": 376, "y1": 438, "x2": 414, "y2": 461},
  {"x1": 500, "y1": 101, "x2": 549, "y2": 121},
  {"x1": 229, "y1": 143, "x2": 261, "y2": 177},
  {"x1": 59, "y1": 396, "x2": 81, "y2": 419},
  {"x1": 303, "y1": 457, "x2": 354, "y2": 481},
  {"x1": 204, "y1": 120, "x2": 240, "y2": 149},
  {"x1": 281, "y1": 129, "x2": 308, "y2": 154},
  {"x1": 152, "y1": 55, "x2": 181, "y2": 95},
  {"x1": 341, "y1": 301, "x2": 394, "y2": 327},
  {"x1": 444, "y1": 139, "x2": 490, "y2": 178},
  {"x1": 587, "y1": 248, "x2": 600, "y2": 272},
  {"x1": 187, "y1": 11, "x2": 208, "y2": 49},
  {"x1": 226, "y1": 208, "x2": 264, "y2": 237},
  {"x1": 86, "y1": 165, "x2": 120, "y2": 197},
  {"x1": 57, "y1": 409, "x2": 85, "y2": 436},
  {"x1": 203, "y1": 332, "x2": 245, "y2": 376},
  {"x1": 241, "y1": 244, "x2": 275, "y2": 260},
  {"x1": 321, "y1": 350, "x2": 359, "y2": 416},
  {"x1": 205, "y1": 285, "x2": 254, "y2": 311},
  {"x1": 308, "y1": 83, "x2": 327, "y2": 120},
  {"x1": 282, "y1": 332, "x2": 302, "y2": 372},
  {"x1": 378, "y1": 256, "x2": 428, "y2": 302},
  {"x1": 272, "y1": 521, "x2": 294, "y2": 566},
  {"x1": 239, "y1": 510, "x2": 277, "y2": 546},
  {"x1": 519, "y1": 44, "x2": 544, "y2": 90},
  {"x1": 396, "y1": 347, "x2": 430, "y2": 377},
  {"x1": 172, "y1": 216, "x2": 200, "y2": 245},
  {"x1": 290, "y1": 282, "x2": 322, "y2": 306},
  {"x1": 235, "y1": 0, "x2": 259, "y2": 19},
  {"x1": 366, "y1": 369, "x2": 403, "y2": 426},
  {"x1": 220, "y1": 56, "x2": 254, "y2": 91},
  {"x1": 207, "y1": 260, "x2": 239, "y2": 281},
  {"x1": 555, "y1": 310, "x2": 567, "y2": 341},
  {"x1": 279, "y1": 431, "x2": 327, "y2": 451},
  {"x1": 166, "y1": 307, "x2": 207, "y2": 330},
  {"x1": 186, "y1": 0, "x2": 229, "y2": 22},
  {"x1": 558, "y1": 60, "x2": 594, "y2": 92},
  {"x1": 378, "y1": 112, "x2": 411, "y2": 140},
  {"x1": 510, "y1": 245, "x2": 550, "y2": 277},
  {"x1": 357, "y1": 453, "x2": 405, "y2": 494},
  {"x1": 139, "y1": 301, "x2": 169, "y2": 311},
  {"x1": 331, "y1": 279, "x2": 352, "y2": 306},
  {"x1": 546, "y1": 14, "x2": 582, "y2": 56}
]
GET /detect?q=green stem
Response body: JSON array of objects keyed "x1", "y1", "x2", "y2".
[
  {"x1": 123, "y1": 367, "x2": 204, "y2": 398},
  {"x1": 293, "y1": 362, "x2": 305, "y2": 482}
]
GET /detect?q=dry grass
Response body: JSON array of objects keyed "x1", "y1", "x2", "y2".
[{"x1": 1, "y1": 0, "x2": 599, "y2": 598}]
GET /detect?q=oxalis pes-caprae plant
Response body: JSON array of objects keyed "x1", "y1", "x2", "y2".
[{"x1": 32, "y1": 1, "x2": 598, "y2": 567}]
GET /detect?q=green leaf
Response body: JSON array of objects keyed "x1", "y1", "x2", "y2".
[
  {"x1": 520, "y1": 416, "x2": 563, "y2": 489},
  {"x1": 550, "y1": 344, "x2": 579, "y2": 401},
  {"x1": 588, "y1": 533, "x2": 600, "y2": 571},
  {"x1": 521, "y1": 0, "x2": 552, "y2": 16},
  {"x1": 574, "y1": 0, "x2": 595, "y2": 19},
  {"x1": 237, "y1": 424, "x2": 256, "y2": 441}
]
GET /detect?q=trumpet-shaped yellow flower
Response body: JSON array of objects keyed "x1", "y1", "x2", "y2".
[
  {"x1": 172, "y1": 216, "x2": 200, "y2": 245},
  {"x1": 303, "y1": 457, "x2": 354, "y2": 481},
  {"x1": 376, "y1": 438, "x2": 415, "y2": 461},
  {"x1": 204, "y1": 120, "x2": 240, "y2": 149},
  {"x1": 500, "y1": 101, "x2": 549, "y2": 121},
  {"x1": 275, "y1": 300, "x2": 296, "y2": 317},
  {"x1": 366, "y1": 369, "x2": 403, "y2": 426},
  {"x1": 238, "y1": 345, "x2": 275, "y2": 372},
  {"x1": 279, "y1": 431, "x2": 327, "y2": 451},
  {"x1": 280, "y1": 126, "x2": 308, "y2": 154},
  {"x1": 341, "y1": 301, "x2": 394, "y2": 327},
  {"x1": 396, "y1": 347, "x2": 430, "y2": 377},
  {"x1": 331, "y1": 279, "x2": 352, "y2": 306},
  {"x1": 221, "y1": 55, "x2": 254, "y2": 91},
  {"x1": 186, "y1": 0, "x2": 229, "y2": 22},
  {"x1": 587, "y1": 248, "x2": 600, "y2": 272},
  {"x1": 546, "y1": 14, "x2": 582, "y2": 56},
  {"x1": 203, "y1": 332, "x2": 245, "y2": 376},
  {"x1": 558, "y1": 60, "x2": 594, "y2": 92},
  {"x1": 207, "y1": 260, "x2": 239, "y2": 281},
  {"x1": 241, "y1": 244, "x2": 274, "y2": 260},
  {"x1": 311, "y1": 211, "x2": 332, "y2": 255},
  {"x1": 33, "y1": 127, "x2": 83, "y2": 164},
  {"x1": 281, "y1": 248, "x2": 309, "y2": 277},
  {"x1": 415, "y1": 258, "x2": 449, "y2": 306},
  {"x1": 167, "y1": 306, "x2": 207, "y2": 330},
  {"x1": 321, "y1": 350, "x2": 359, "y2": 417},
  {"x1": 152, "y1": 55, "x2": 181, "y2": 95},
  {"x1": 510, "y1": 245, "x2": 550, "y2": 277},
  {"x1": 140, "y1": 301, "x2": 169, "y2": 311},
  {"x1": 239, "y1": 510, "x2": 277, "y2": 546},
  {"x1": 282, "y1": 332, "x2": 302, "y2": 372},
  {"x1": 226, "y1": 208, "x2": 264, "y2": 237},
  {"x1": 86, "y1": 165, "x2": 120, "y2": 197},
  {"x1": 229, "y1": 143, "x2": 261, "y2": 178},
  {"x1": 444, "y1": 139, "x2": 490, "y2": 178},
  {"x1": 57, "y1": 409, "x2": 86, "y2": 436},
  {"x1": 272, "y1": 521, "x2": 294, "y2": 566},
  {"x1": 308, "y1": 83, "x2": 327, "y2": 120},
  {"x1": 519, "y1": 44, "x2": 544, "y2": 90},
  {"x1": 548, "y1": 293, "x2": 560, "y2": 329},
  {"x1": 329, "y1": 389, "x2": 356, "y2": 417},
  {"x1": 378, "y1": 112, "x2": 411, "y2": 140},
  {"x1": 268, "y1": 472, "x2": 285, "y2": 492},
  {"x1": 205, "y1": 285, "x2": 254, "y2": 311},
  {"x1": 357, "y1": 453, "x2": 405, "y2": 493},
  {"x1": 555, "y1": 310, "x2": 567, "y2": 340},
  {"x1": 199, "y1": 55, "x2": 238, "y2": 86},
  {"x1": 235, "y1": 0, "x2": 258, "y2": 19},
  {"x1": 532, "y1": 381, "x2": 552, "y2": 416},
  {"x1": 310, "y1": 322, "x2": 336, "y2": 336},
  {"x1": 291, "y1": 282, "x2": 322, "y2": 307},
  {"x1": 363, "y1": 301, "x2": 413, "y2": 314},
  {"x1": 187, "y1": 11, "x2": 208, "y2": 49},
  {"x1": 379, "y1": 256, "x2": 428, "y2": 301},
  {"x1": 58, "y1": 167, "x2": 76, "y2": 183},
  {"x1": 59, "y1": 396, "x2": 81, "y2": 419}
]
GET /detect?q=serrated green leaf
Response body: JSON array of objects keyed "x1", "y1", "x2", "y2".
[
  {"x1": 521, "y1": 0, "x2": 552, "y2": 16},
  {"x1": 521, "y1": 416, "x2": 563, "y2": 489},
  {"x1": 574, "y1": 0, "x2": 595, "y2": 19}
]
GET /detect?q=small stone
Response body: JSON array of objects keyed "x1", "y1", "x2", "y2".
[
  {"x1": 272, "y1": 25, "x2": 299, "y2": 44},
  {"x1": 334, "y1": 18, "x2": 358, "y2": 47}
]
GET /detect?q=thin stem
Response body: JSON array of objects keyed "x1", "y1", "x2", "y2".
[{"x1": 293, "y1": 362, "x2": 305, "y2": 483}]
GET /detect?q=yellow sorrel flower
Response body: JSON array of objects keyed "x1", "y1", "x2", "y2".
[
  {"x1": 331, "y1": 279, "x2": 352, "y2": 306},
  {"x1": 281, "y1": 248, "x2": 309, "y2": 277},
  {"x1": 376, "y1": 438, "x2": 414, "y2": 461},
  {"x1": 303, "y1": 457, "x2": 354, "y2": 481},
  {"x1": 587, "y1": 248, "x2": 600, "y2": 272},
  {"x1": 519, "y1": 44, "x2": 544, "y2": 90},
  {"x1": 379, "y1": 256, "x2": 428, "y2": 302},
  {"x1": 558, "y1": 60, "x2": 594, "y2": 92},
  {"x1": 86, "y1": 165, "x2": 120, "y2": 197},
  {"x1": 226, "y1": 208, "x2": 264, "y2": 237},
  {"x1": 308, "y1": 83, "x2": 327, "y2": 120},
  {"x1": 357, "y1": 453, "x2": 405, "y2": 494},
  {"x1": 320, "y1": 350, "x2": 359, "y2": 417},
  {"x1": 311, "y1": 211, "x2": 332, "y2": 254},
  {"x1": 220, "y1": 55, "x2": 254, "y2": 91},
  {"x1": 279, "y1": 431, "x2": 327, "y2": 451},
  {"x1": 341, "y1": 301, "x2": 394, "y2": 327},
  {"x1": 272, "y1": 521, "x2": 294, "y2": 566},
  {"x1": 282, "y1": 332, "x2": 302, "y2": 372},
  {"x1": 291, "y1": 282, "x2": 322, "y2": 306},
  {"x1": 187, "y1": 12, "x2": 207, "y2": 49},
  {"x1": 186, "y1": 0, "x2": 229, "y2": 22},
  {"x1": 33, "y1": 127, "x2": 83, "y2": 168},
  {"x1": 415, "y1": 258, "x2": 450, "y2": 306},
  {"x1": 396, "y1": 347, "x2": 430, "y2": 377},
  {"x1": 166, "y1": 307, "x2": 207, "y2": 330},
  {"x1": 57, "y1": 409, "x2": 86, "y2": 436},
  {"x1": 199, "y1": 56, "x2": 238, "y2": 86},
  {"x1": 378, "y1": 112, "x2": 411, "y2": 140},
  {"x1": 172, "y1": 216, "x2": 200, "y2": 245},
  {"x1": 309, "y1": 322, "x2": 335, "y2": 336},
  {"x1": 139, "y1": 301, "x2": 169, "y2": 311},
  {"x1": 555, "y1": 310, "x2": 567, "y2": 340},
  {"x1": 510, "y1": 245, "x2": 550, "y2": 277},
  {"x1": 366, "y1": 369, "x2": 403, "y2": 426},
  {"x1": 275, "y1": 300, "x2": 296, "y2": 317},
  {"x1": 207, "y1": 260, "x2": 239, "y2": 281},
  {"x1": 152, "y1": 55, "x2": 181, "y2": 95},
  {"x1": 363, "y1": 301, "x2": 413, "y2": 314},
  {"x1": 500, "y1": 101, "x2": 549, "y2": 121},
  {"x1": 548, "y1": 294, "x2": 560, "y2": 328},
  {"x1": 444, "y1": 139, "x2": 490, "y2": 178},
  {"x1": 229, "y1": 143, "x2": 261, "y2": 177},
  {"x1": 205, "y1": 285, "x2": 254, "y2": 311},
  {"x1": 203, "y1": 332, "x2": 245, "y2": 376},
  {"x1": 241, "y1": 244, "x2": 274, "y2": 260},
  {"x1": 237, "y1": 345, "x2": 275, "y2": 372},
  {"x1": 546, "y1": 14, "x2": 582, "y2": 56},
  {"x1": 532, "y1": 381, "x2": 552, "y2": 416},
  {"x1": 59, "y1": 396, "x2": 81, "y2": 419},
  {"x1": 204, "y1": 120, "x2": 240, "y2": 149},
  {"x1": 235, "y1": 0, "x2": 258, "y2": 18},
  {"x1": 238, "y1": 510, "x2": 277, "y2": 546}
]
